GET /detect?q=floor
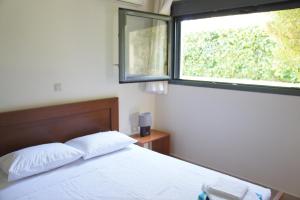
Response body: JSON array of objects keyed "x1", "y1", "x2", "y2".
[{"x1": 282, "y1": 194, "x2": 300, "y2": 200}]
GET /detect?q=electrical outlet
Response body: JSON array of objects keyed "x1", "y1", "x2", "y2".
[{"x1": 53, "y1": 83, "x2": 62, "y2": 92}]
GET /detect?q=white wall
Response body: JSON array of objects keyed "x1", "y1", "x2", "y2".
[
  {"x1": 155, "y1": 84, "x2": 300, "y2": 197},
  {"x1": 0, "y1": 0, "x2": 155, "y2": 134}
]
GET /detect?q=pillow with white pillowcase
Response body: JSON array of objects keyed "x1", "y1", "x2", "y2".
[
  {"x1": 0, "y1": 143, "x2": 84, "y2": 182},
  {"x1": 65, "y1": 131, "x2": 137, "y2": 160}
]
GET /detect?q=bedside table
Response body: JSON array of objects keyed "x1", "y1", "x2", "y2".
[{"x1": 131, "y1": 129, "x2": 170, "y2": 155}]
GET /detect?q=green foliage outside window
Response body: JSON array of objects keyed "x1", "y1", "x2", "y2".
[{"x1": 182, "y1": 8, "x2": 300, "y2": 84}]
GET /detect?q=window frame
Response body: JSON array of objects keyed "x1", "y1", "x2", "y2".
[
  {"x1": 170, "y1": 1, "x2": 300, "y2": 96},
  {"x1": 119, "y1": 8, "x2": 172, "y2": 83}
]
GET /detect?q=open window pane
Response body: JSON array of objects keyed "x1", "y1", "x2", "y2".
[
  {"x1": 119, "y1": 9, "x2": 171, "y2": 83},
  {"x1": 180, "y1": 7, "x2": 300, "y2": 88}
]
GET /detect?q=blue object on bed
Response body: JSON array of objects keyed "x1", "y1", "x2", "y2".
[
  {"x1": 256, "y1": 193, "x2": 263, "y2": 200},
  {"x1": 199, "y1": 192, "x2": 209, "y2": 200}
]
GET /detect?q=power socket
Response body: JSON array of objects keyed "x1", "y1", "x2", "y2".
[{"x1": 53, "y1": 83, "x2": 62, "y2": 92}]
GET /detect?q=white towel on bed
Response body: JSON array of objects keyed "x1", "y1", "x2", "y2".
[{"x1": 203, "y1": 178, "x2": 249, "y2": 200}]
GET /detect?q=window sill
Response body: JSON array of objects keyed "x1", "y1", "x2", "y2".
[{"x1": 169, "y1": 79, "x2": 300, "y2": 96}]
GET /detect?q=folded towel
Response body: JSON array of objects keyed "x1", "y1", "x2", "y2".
[
  {"x1": 203, "y1": 178, "x2": 249, "y2": 200},
  {"x1": 204, "y1": 192, "x2": 262, "y2": 200}
]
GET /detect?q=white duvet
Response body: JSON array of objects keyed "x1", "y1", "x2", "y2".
[{"x1": 0, "y1": 145, "x2": 271, "y2": 200}]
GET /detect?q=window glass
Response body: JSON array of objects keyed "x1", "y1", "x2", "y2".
[
  {"x1": 119, "y1": 9, "x2": 171, "y2": 83},
  {"x1": 180, "y1": 8, "x2": 300, "y2": 88}
]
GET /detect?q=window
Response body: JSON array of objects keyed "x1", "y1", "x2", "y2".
[
  {"x1": 172, "y1": 3, "x2": 300, "y2": 95},
  {"x1": 119, "y1": 9, "x2": 172, "y2": 83}
]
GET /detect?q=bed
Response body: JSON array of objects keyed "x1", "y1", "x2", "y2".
[{"x1": 0, "y1": 97, "x2": 283, "y2": 200}]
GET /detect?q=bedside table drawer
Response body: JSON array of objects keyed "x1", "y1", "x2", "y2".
[{"x1": 131, "y1": 130, "x2": 170, "y2": 155}]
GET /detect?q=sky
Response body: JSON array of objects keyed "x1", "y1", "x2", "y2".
[{"x1": 181, "y1": 11, "x2": 273, "y2": 35}]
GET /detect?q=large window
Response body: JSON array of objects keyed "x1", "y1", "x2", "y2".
[{"x1": 173, "y1": 4, "x2": 300, "y2": 95}]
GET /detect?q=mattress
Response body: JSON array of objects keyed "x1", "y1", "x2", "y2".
[{"x1": 0, "y1": 144, "x2": 271, "y2": 200}]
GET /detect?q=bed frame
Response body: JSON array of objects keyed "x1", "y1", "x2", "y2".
[
  {"x1": 0, "y1": 97, "x2": 118, "y2": 157},
  {"x1": 0, "y1": 97, "x2": 284, "y2": 199}
]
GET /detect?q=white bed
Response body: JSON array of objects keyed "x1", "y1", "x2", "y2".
[{"x1": 0, "y1": 144, "x2": 271, "y2": 200}]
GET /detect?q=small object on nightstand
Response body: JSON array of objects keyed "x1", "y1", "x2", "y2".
[
  {"x1": 131, "y1": 129, "x2": 170, "y2": 155},
  {"x1": 139, "y1": 112, "x2": 152, "y2": 137}
]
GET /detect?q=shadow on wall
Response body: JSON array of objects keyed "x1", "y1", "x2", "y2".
[{"x1": 130, "y1": 112, "x2": 140, "y2": 133}]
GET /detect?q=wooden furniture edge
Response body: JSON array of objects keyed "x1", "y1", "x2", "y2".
[
  {"x1": 131, "y1": 129, "x2": 170, "y2": 144},
  {"x1": 273, "y1": 191, "x2": 285, "y2": 200},
  {"x1": 131, "y1": 130, "x2": 170, "y2": 155},
  {"x1": 0, "y1": 97, "x2": 119, "y2": 156}
]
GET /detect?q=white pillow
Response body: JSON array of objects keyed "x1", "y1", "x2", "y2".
[
  {"x1": 0, "y1": 143, "x2": 83, "y2": 182},
  {"x1": 65, "y1": 131, "x2": 137, "y2": 160}
]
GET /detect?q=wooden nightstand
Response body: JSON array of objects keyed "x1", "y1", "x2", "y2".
[{"x1": 131, "y1": 129, "x2": 170, "y2": 155}]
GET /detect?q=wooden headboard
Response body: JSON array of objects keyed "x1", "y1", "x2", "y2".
[{"x1": 0, "y1": 97, "x2": 119, "y2": 156}]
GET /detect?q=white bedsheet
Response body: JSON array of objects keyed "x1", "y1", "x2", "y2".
[{"x1": 0, "y1": 145, "x2": 271, "y2": 200}]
